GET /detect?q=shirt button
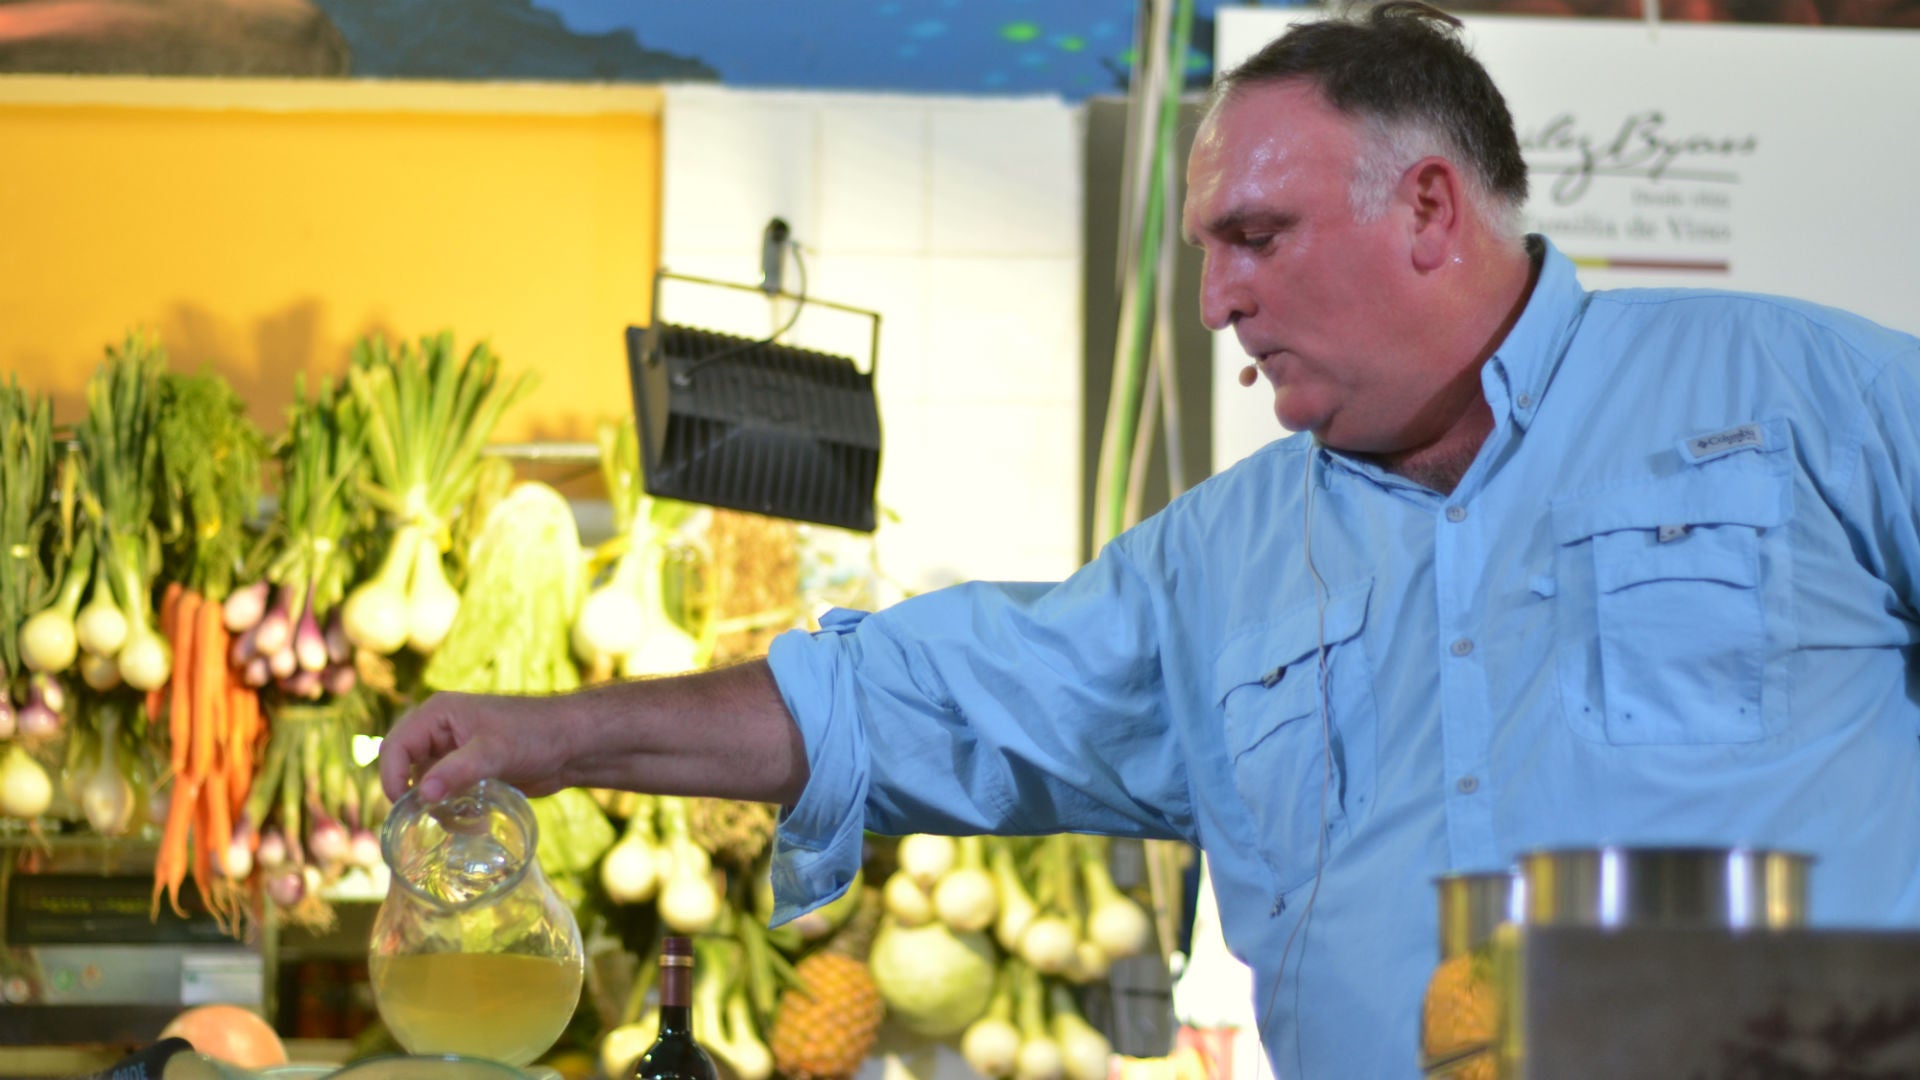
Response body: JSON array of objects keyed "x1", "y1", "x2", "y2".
[
  {"x1": 1445, "y1": 505, "x2": 1467, "y2": 523},
  {"x1": 1516, "y1": 393, "x2": 1535, "y2": 409},
  {"x1": 1457, "y1": 776, "x2": 1480, "y2": 794},
  {"x1": 1450, "y1": 638, "x2": 1474, "y2": 657}
]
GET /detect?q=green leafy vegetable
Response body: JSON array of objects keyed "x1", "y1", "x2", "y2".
[
  {"x1": 156, "y1": 369, "x2": 269, "y2": 599},
  {"x1": 422, "y1": 481, "x2": 582, "y2": 695}
]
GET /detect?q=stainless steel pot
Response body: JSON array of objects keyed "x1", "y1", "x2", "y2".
[{"x1": 1515, "y1": 846, "x2": 1811, "y2": 930}]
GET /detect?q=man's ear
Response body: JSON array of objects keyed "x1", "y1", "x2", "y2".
[{"x1": 1401, "y1": 157, "x2": 1464, "y2": 273}]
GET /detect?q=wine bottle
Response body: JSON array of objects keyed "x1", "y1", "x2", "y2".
[{"x1": 631, "y1": 936, "x2": 719, "y2": 1080}]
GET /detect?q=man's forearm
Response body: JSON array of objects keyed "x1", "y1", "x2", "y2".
[{"x1": 564, "y1": 659, "x2": 811, "y2": 806}]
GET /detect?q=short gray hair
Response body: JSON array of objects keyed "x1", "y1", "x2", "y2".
[
  {"x1": 1213, "y1": 1, "x2": 1529, "y2": 240},
  {"x1": 1348, "y1": 114, "x2": 1525, "y2": 241}
]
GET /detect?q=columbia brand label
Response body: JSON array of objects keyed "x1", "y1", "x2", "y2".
[{"x1": 1683, "y1": 422, "x2": 1765, "y2": 462}]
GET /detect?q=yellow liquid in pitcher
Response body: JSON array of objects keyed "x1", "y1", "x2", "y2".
[{"x1": 371, "y1": 951, "x2": 583, "y2": 1066}]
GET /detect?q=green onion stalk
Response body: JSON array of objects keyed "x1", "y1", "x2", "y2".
[
  {"x1": 574, "y1": 420, "x2": 702, "y2": 680},
  {"x1": 339, "y1": 331, "x2": 534, "y2": 658},
  {"x1": 1, "y1": 378, "x2": 58, "y2": 724},
  {"x1": 74, "y1": 332, "x2": 171, "y2": 695},
  {"x1": 247, "y1": 377, "x2": 369, "y2": 700}
]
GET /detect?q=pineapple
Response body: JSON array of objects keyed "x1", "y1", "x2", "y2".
[
  {"x1": 770, "y1": 888, "x2": 885, "y2": 1080},
  {"x1": 685, "y1": 797, "x2": 779, "y2": 866},
  {"x1": 1420, "y1": 948, "x2": 1499, "y2": 1077}
]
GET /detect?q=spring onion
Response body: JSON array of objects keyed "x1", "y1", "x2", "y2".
[
  {"x1": 252, "y1": 377, "x2": 368, "y2": 696},
  {"x1": 341, "y1": 331, "x2": 532, "y2": 656},
  {"x1": 1047, "y1": 982, "x2": 1113, "y2": 1080},
  {"x1": 78, "y1": 698, "x2": 136, "y2": 836},
  {"x1": 1, "y1": 378, "x2": 57, "y2": 681},
  {"x1": 934, "y1": 835, "x2": 1000, "y2": 932},
  {"x1": 1078, "y1": 836, "x2": 1154, "y2": 960},
  {"x1": 74, "y1": 333, "x2": 170, "y2": 692},
  {"x1": 18, "y1": 530, "x2": 89, "y2": 675},
  {"x1": 961, "y1": 964, "x2": 1022, "y2": 1079},
  {"x1": 1012, "y1": 962, "x2": 1063, "y2": 1080},
  {"x1": 0, "y1": 742, "x2": 52, "y2": 819}
]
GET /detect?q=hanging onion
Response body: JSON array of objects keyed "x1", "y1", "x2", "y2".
[{"x1": 1, "y1": 744, "x2": 53, "y2": 819}]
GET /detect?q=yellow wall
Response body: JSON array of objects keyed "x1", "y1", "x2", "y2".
[{"x1": 0, "y1": 76, "x2": 663, "y2": 444}]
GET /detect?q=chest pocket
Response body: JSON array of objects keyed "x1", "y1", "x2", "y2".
[
  {"x1": 1550, "y1": 439, "x2": 1791, "y2": 746},
  {"x1": 1212, "y1": 579, "x2": 1378, "y2": 893}
]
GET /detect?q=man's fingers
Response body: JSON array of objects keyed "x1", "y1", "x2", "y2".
[
  {"x1": 412, "y1": 728, "x2": 503, "y2": 804},
  {"x1": 378, "y1": 732, "x2": 416, "y2": 802},
  {"x1": 377, "y1": 695, "x2": 472, "y2": 802}
]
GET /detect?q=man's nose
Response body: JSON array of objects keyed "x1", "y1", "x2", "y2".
[{"x1": 1198, "y1": 257, "x2": 1247, "y2": 332}]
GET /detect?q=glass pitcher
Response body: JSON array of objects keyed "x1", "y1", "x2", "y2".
[{"x1": 369, "y1": 779, "x2": 585, "y2": 1068}]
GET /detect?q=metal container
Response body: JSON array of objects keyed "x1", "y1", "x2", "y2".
[
  {"x1": 1434, "y1": 870, "x2": 1522, "y2": 959},
  {"x1": 1515, "y1": 846, "x2": 1811, "y2": 930}
]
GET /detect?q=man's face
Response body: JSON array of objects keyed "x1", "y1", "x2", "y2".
[{"x1": 1183, "y1": 81, "x2": 1432, "y2": 454}]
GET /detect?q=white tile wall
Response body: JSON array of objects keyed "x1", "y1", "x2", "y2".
[
  {"x1": 660, "y1": 86, "x2": 1085, "y2": 595},
  {"x1": 816, "y1": 103, "x2": 930, "y2": 254},
  {"x1": 661, "y1": 89, "x2": 819, "y2": 257},
  {"x1": 923, "y1": 256, "x2": 1081, "y2": 405},
  {"x1": 928, "y1": 102, "x2": 1082, "y2": 257}
]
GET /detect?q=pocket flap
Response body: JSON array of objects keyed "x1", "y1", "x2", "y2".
[
  {"x1": 1212, "y1": 579, "x2": 1373, "y2": 706},
  {"x1": 1551, "y1": 462, "x2": 1789, "y2": 545},
  {"x1": 1592, "y1": 523, "x2": 1760, "y2": 592}
]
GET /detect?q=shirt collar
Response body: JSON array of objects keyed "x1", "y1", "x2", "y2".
[
  {"x1": 1486, "y1": 235, "x2": 1591, "y2": 432},
  {"x1": 1316, "y1": 235, "x2": 1593, "y2": 487}
]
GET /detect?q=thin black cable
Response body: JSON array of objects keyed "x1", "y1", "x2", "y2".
[
  {"x1": 670, "y1": 243, "x2": 810, "y2": 387},
  {"x1": 1260, "y1": 448, "x2": 1335, "y2": 1079}
]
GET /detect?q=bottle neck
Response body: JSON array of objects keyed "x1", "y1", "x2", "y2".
[
  {"x1": 656, "y1": 1004, "x2": 694, "y2": 1037},
  {"x1": 658, "y1": 952, "x2": 694, "y2": 1034}
]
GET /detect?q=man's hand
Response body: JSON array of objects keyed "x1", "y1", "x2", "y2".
[
  {"x1": 377, "y1": 691, "x2": 578, "y2": 805},
  {"x1": 376, "y1": 660, "x2": 812, "y2": 808}
]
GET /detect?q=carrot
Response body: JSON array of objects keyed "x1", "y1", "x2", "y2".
[
  {"x1": 207, "y1": 771, "x2": 233, "y2": 859},
  {"x1": 169, "y1": 589, "x2": 203, "y2": 782},
  {"x1": 228, "y1": 684, "x2": 258, "y2": 821},
  {"x1": 204, "y1": 603, "x2": 231, "y2": 765},
  {"x1": 189, "y1": 785, "x2": 217, "y2": 923},
  {"x1": 159, "y1": 581, "x2": 183, "y2": 635},
  {"x1": 205, "y1": 768, "x2": 234, "y2": 910},
  {"x1": 151, "y1": 581, "x2": 184, "y2": 719},
  {"x1": 152, "y1": 776, "x2": 198, "y2": 920},
  {"x1": 189, "y1": 597, "x2": 223, "y2": 783}
]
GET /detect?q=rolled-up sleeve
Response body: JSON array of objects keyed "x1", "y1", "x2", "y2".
[
  {"x1": 764, "y1": 608, "x2": 875, "y2": 924},
  {"x1": 763, "y1": 546, "x2": 1195, "y2": 923}
]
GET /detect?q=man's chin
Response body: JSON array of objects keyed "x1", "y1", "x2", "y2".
[{"x1": 1272, "y1": 398, "x2": 1329, "y2": 439}]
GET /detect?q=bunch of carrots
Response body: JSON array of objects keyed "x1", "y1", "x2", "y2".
[
  {"x1": 147, "y1": 582, "x2": 264, "y2": 929},
  {"x1": 145, "y1": 369, "x2": 271, "y2": 931}
]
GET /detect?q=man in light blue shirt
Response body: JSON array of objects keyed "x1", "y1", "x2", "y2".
[{"x1": 381, "y1": 3, "x2": 1920, "y2": 1076}]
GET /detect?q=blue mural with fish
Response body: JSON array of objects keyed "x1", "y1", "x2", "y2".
[
  {"x1": 0, "y1": 1, "x2": 1908, "y2": 90},
  {"x1": 0, "y1": 0, "x2": 1235, "y2": 95}
]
